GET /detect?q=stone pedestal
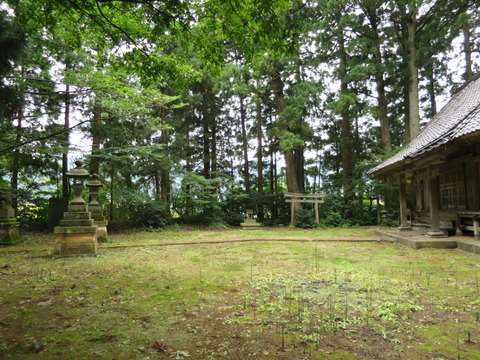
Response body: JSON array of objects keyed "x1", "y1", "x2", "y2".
[
  {"x1": 53, "y1": 207, "x2": 98, "y2": 257},
  {"x1": 0, "y1": 218, "x2": 21, "y2": 245},
  {"x1": 89, "y1": 206, "x2": 108, "y2": 243},
  {"x1": 240, "y1": 218, "x2": 260, "y2": 230},
  {"x1": 427, "y1": 231, "x2": 448, "y2": 238}
]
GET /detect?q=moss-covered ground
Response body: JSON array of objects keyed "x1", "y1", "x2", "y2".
[{"x1": 1, "y1": 227, "x2": 479, "y2": 359}]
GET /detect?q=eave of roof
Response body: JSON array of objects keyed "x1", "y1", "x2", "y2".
[{"x1": 369, "y1": 73, "x2": 480, "y2": 177}]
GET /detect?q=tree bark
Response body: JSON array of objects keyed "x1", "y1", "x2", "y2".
[
  {"x1": 366, "y1": 6, "x2": 391, "y2": 151},
  {"x1": 62, "y1": 81, "x2": 70, "y2": 199},
  {"x1": 256, "y1": 98, "x2": 264, "y2": 219},
  {"x1": 109, "y1": 163, "x2": 114, "y2": 220},
  {"x1": 271, "y1": 67, "x2": 301, "y2": 194},
  {"x1": 338, "y1": 24, "x2": 354, "y2": 203},
  {"x1": 10, "y1": 104, "x2": 22, "y2": 212},
  {"x1": 406, "y1": 11, "x2": 420, "y2": 140},
  {"x1": 269, "y1": 144, "x2": 275, "y2": 193},
  {"x1": 427, "y1": 66, "x2": 437, "y2": 117},
  {"x1": 202, "y1": 121, "x2": 210, "y2": 179},
  {"x1": 90, "y1": 97, "x2": 102, "y2": 176},
  {"x1": 463, "y1": 24, "x2": 474, "y2": 81},
  {"x1": 160, "y1": 106, "x2": 171, "y2": 219},
  {"x1": 256, "y1": 99, "x2": 263, "y2": 193},
  {"x1": 211, "y1": 121, "x2": 218, "y2": 194},
  {"x1": 240, "y1": 95, "x2": 250, "y2": 192}
]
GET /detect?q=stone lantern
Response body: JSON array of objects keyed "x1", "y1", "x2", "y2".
[
  {"x1": 86, "y1": 174, "x2": 108, "y2": 242},
  {"x1": 0, "y1": 187, "x2": 21, "y2": 245},
  {"x1": 53, "y1": 160, "x2": 98, "y2": 257}
]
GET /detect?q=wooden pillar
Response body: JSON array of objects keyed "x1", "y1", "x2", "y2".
[
  {"x1": 474, "y1": 214, "x2": 480, "y2": 240},
  {"x1": 473, "y1": 162, "x2": 480, "y2": 210},
  {"x1": 290, "y1": 198, "x2": 295, "y2": 226},
  {"x1": 427, "y1": 168, "x2": 446, "y2": 237},
  {"x1": 398, "y1": 174, "x2": 411, "y2": 231},
  {"x1": 314, "y1": 200, "x2": 319, "y2": 224}
]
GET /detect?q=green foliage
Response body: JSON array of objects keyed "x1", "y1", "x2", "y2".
[
  {"x1": 0, "y1": 10, "x2": 26, "y2": 121},
  {"x1": 130, "y1": 200, "x2": 168, "y2": 229},
  {"x1": 222, "y1": 191, "x2": 250, "y2": 226},
  {"x1": 318, "y1": 195, "x2": 352, "y2": 228},
  {"x1": 222, "y1": 191, "x2": 289, "y2": 227},
  {"x1": 295, "y1": 208, "x2": 317, "y2": 229},
  {"x1": 16, "y1": 197, "x2": 49, "y2": 230},
  {"x1": 172, "y1": 173, "x2": 227, "y2": 225}
]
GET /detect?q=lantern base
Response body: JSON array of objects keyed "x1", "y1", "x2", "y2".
[
  {"x1": 53, "y1": 226, "x2": 98, "y2": 257},
  {"x1": 0, "y1": 218, "x2": 21, "y2": 245}
]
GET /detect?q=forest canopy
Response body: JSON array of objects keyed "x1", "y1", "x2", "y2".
[{"x1": 0, "y1": 0, "x2": 479, "y2": 229}]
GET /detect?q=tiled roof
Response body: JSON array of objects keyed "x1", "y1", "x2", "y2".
[{"x1": 369, "y1": 74, "x2": 480, "y2": 175}]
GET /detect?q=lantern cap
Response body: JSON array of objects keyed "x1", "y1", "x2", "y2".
[
  {"x1": 86, "y1": 173, "x2": 103, "y2": 188},
  {"x1": 66, "y1": 160, "x2": 90, "y2": 179}
]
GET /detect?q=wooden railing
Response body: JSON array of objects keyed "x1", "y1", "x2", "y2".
[{"x1": 456, "y1": 212, "x2": 480, "y2": 240}]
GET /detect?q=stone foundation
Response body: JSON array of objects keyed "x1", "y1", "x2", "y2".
[
  {"x1": 95, "y1": 221, "x2": 108, "y2": 243},
  {"x1": 0, "y1": 219, "x2": 21, "y2": 245},
  {"x1": 53, "y1": 226, "x2": 98, "y2": 257},
  {"x1": 240, "y1": 218, "x2": 261, "y2": 230},
  {"x1": 53, "y1": 210, "x2": 98, "y2": 257}
]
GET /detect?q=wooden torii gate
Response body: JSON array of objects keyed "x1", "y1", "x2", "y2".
[{"x1": 284, "y1": 192, "x2": 325, "y2": 226}]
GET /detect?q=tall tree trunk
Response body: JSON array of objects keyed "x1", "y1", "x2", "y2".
[
  {"x1": 211, "y1": 121, "x2": 218, "y2": 194},
  {"x1": 366, "y1": 6, "x2": 396, "y2": 211},
  {"x1": 109, "y1": 163, "x2": 114, "y2": 220},
  {"x1": 240, "y1": 95, "x2": 250, "y2": 192},
  {"x1": 185, "y1": 144, "x2": 193, "y2": 217},
  {"x1": 62, "y1": 81, "x2": 70, "y2": 199},
  {"x1": 256, "y1": 99, "x2": 263, "y2": 193},
  {"x1": 256, "y1": 98, "x2": 264, "y2": 219},
  {"x1": 160, "y1": 106, "x2": 171, "y2": 219},
  {"x1": 10, "y1": 103, "x2": 22, "y2": 212},
  {"x1": 463, "y1": 24, "x2": 474, "y2": 81},
  {"x1": 406, "y1": 11, "x2": 420, "y2": 141},
  {"x1": 427, "y1": 66, "x2": 437, "y2": 117},
  {"x1": 203, "y1": 121, "x2": 210, "y2": 179},
  {"x1": 269, "y1": 144, "x2": 275, "y2": 194},
  {"x1": 368, "y1": 14, "x2": 391, "y2": 151},
  {"x1": 294, "y1": 149, "x2": 304, "y2": 192},
  {"x1": 271, "y1": 67, "x2": 301, "y2": 194},
  {"x1": 90, "y1": 97, "x2": 102, "y2": 176},
  {"x1": 338, "y1": 24, "x2": 354, "y2": 203},
  {"x1": 403, "y1": 79, "x2": 411, "y2": 142},
  {"x1": 154, "y1": 172, "x2": 161, "y2": 200}
]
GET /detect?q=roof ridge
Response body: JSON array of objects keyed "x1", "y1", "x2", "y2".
[{"x1": 452, "y1": 73, "x2": 480, "y2": 95}]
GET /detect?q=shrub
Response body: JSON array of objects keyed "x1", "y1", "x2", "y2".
[
  {"x1": 130, "y1": 200, "x2": 167, "y2": 229},
  {"x1": 295, "y1": 208, "x2": 317, "y2": 229}
]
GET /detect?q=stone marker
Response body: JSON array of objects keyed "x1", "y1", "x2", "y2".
[
  {"x1": 53, "y1": 160, "x2": 98, "y2": 257},
  {"x1": 86, "y1": 174, "x2": 108, "y2": 242},
  {"x1": 240, "y1": 209, "x2": 260, "y2": 230},
  {"x1": 0, "y1": 188, "x2": 21, "y2": 245}
]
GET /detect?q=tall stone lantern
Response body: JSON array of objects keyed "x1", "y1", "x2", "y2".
[
  {"x1": 53, "y1": 160, "x2": 98, "y2": 257},
  {"x1": 0, "y1": 188, "x2": 21, "y2": 245},
  {"x1": 86, "y1": 174, "x2": 108, "y2": 242}
]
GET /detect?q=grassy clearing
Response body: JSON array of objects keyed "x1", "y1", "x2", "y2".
[
  {"x1": 0, "y1": 226, "x2": 379, "y2": 252},
  {"x1": 0, "y1": 229, "x2": 479, "y2": 359}
]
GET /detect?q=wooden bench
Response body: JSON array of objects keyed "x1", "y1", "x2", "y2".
[{"x1": 456, "y1": 212, "x2": 480, "y2": 240}]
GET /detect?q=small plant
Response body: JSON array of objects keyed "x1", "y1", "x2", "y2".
[
  {"x1": 295, "y1": 208, "x2": 317, "y2": 229},
  {"x1": 174, "y1": 350, "x2": 191, "y2": 359}
]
